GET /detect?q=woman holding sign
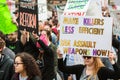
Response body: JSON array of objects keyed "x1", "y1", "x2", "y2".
[{"x1": 57, "y1": 50, "x2": 120, "y2": 80}]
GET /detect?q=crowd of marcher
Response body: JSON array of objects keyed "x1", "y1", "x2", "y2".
[{"x1": 0, "y1": 2, "x2": 120, "y2": 80}]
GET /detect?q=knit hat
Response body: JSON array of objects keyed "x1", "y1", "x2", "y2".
[{"x1": 36, "y1": 34, "x2": 48, "y2": 51}]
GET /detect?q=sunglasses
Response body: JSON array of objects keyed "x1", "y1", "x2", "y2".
[{"x1": 83, "y1": 56, "x2": 92, "y2": 59}]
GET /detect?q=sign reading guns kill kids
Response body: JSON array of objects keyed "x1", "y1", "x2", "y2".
[
  {"x1": 60, "y1": 16, "x2": 113, "y2": 57},
  {"x1": 19, "y1": 0, "x2": 38, "y2": 33}
]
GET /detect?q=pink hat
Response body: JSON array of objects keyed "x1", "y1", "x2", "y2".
[{"x1": 36, "y1": 34, "x2": 48, "y2": 49}]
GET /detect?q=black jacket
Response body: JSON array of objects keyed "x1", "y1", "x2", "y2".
[
  {"x1": 0, "y1": 54, "x2": 14, "y2": 80},
  {"x1": 6, "y1": 40, "x2": 23, "y2": 54},
  {"x1": 58, "y1": 58, "x2": 120, "y2": 80},
  {"x1": 112, "y1": 36, "x2": 120, "y2": 65},
  {"x1": 19, "y1": 38, "x2": 39, "y2": 60},
  {"x1": 37, "y1": 40, "x2": 55, "y2": 80},
  {"x1": 11, "y1": 73, "x2": 41, "y2": 80}
]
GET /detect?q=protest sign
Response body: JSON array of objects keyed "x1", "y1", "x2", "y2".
[
  {"x1": 7, "y1": 0, "x2": 16, "y2": 17},
  {"x1": 110, "y1": 10, "x2": 120, "y2": 35},
  {"x1": 0, "y1": 0, "x2": 17, "y2": 34},
  {"x1": 101, "y1": 0, "x2": 108, "y2": 7},
  {"x1": 86, "y1": 0, "x2": 102, "y2": 17},
  {"x1": 59, "y1": 15, "x2": 113, "y2": 57},
  {"x1": 19, "y1": 0, "x2": 38, "y2": 33},
  {"x1": 38, "y1": 0, "x2": 47, "y2": 21},
  {"x1": 63, "y1": 0, "x2": 91, "y2": 16},
  {"x1": 56, "y1": 5, "x2": 65, "y2": 23}
]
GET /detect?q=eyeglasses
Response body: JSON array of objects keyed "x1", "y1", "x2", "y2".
[
  {"x1": 83, "y1": 56, "x2": 92, "y2": 59},
  {"x1": 14, "y1": 62, "x2": 23, "y2": 66}
]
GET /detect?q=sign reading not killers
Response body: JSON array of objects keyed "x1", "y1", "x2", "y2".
[{"x1": 19, "y1": 0, "x2": 38, "y2": 33}]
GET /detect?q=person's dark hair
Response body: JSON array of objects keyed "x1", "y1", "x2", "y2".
[
  {"x1": 44, "y1": 21, "x2": 49, "y2": 26},
  {"x1": 0, "y1": 31, "x2": 5, "y2": 41},
  {"x1": 45, "y1": 23, "x2": 52, "y2": 28},
  {"x1": 47, "y1": 17, "x2": 52, "y2": 21},
  {"x1": 49, "y1": 17, "x2": 52, "y2": 20},
  {"x1": 0, "y1": 38, "x2": 5, "y2": 48},
  {"x1": 13, "y1": 9, "x2": 19, "y2": 14},
  {"x1": 45, "y1": 29, "x2": 52, "y2": 42},
  {"x1": 15, "y1": 52, "x2": 41, "y2": 79},
  {"x1": 52, "y1": 19, "x2": 58, "y2": 26}
]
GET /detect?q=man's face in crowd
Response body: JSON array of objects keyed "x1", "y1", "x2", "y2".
[
  {"x1": 7, "y1": 32, "x2": 17, "y2": 42},
  {"x1": 0, "y1": 38, "x2": 5, "y2": 54}
]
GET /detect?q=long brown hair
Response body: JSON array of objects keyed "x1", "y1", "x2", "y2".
[
  {"x1": 93, "y1": 57, "x2": 104, "y2": 75},
  {"x1": 15, "y1": 52, "x2": 41, "y2": 79}
]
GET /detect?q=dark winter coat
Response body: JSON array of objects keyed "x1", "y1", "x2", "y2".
[
  {"x1": 37, "y1": 39, "x2": 56, "y2": 80},
  {"x1": 0, "y1": 54, "x2": 14, "y2": 80},
  {"x1": 11, "y1": 73, "x2": 41, "y2": 80}
]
